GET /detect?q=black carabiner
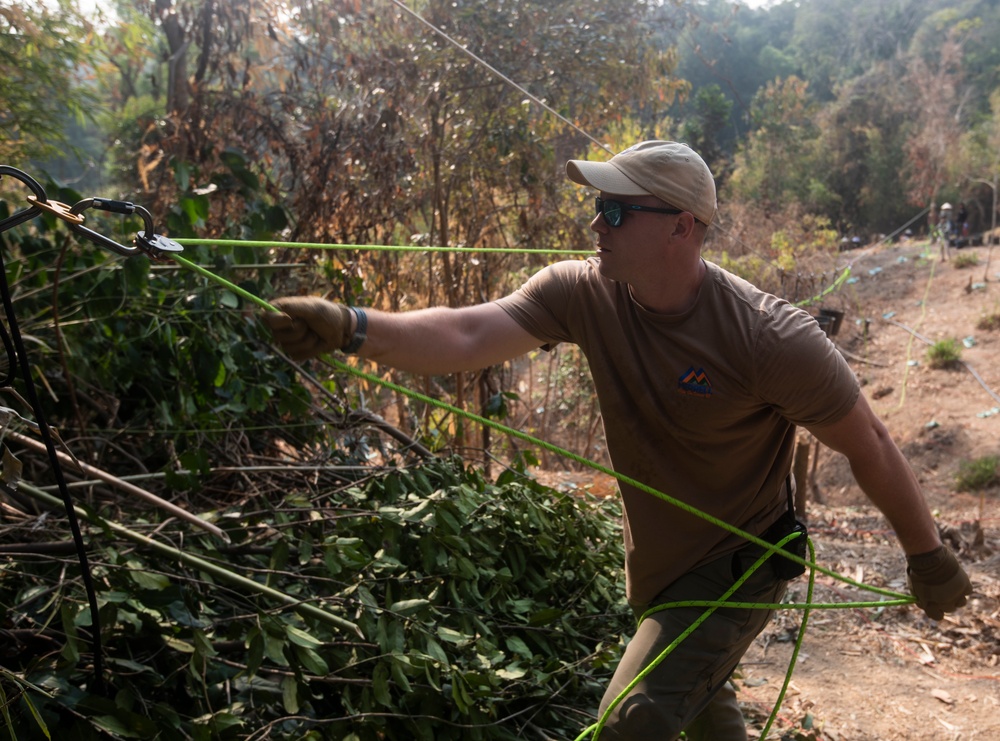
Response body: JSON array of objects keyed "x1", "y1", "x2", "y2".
[
  {"x1": 67, "y1": 199, "x2": 182, "y2": 260},
  {"x1": 68, "y1": 197, "x2": 143, "y2": 257},
  {"x1": 0, "y1": 165, "x2": 47, "y2": 235},
  {"x1": 2, "y1": 171, "x2": 184, "y2": 261}
]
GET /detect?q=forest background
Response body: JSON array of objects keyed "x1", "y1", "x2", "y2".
[{"x1": 1, "y1": 0, "x2": 999, "y2": 739}]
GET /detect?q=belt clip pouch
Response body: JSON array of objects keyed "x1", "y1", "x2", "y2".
[{"x1": 763, "y1": 512, "x2": 809, "y2": 580}]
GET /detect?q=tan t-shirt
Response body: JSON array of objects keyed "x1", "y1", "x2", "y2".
[{"x1": 495, "y1": 258, "x2": 859, "y2": 605}]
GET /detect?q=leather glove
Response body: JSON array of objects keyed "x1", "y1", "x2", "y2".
[
  {"x1": 261, "y1": 297, "x2": 353, "y2": 361},
  {"x1": 906, "y1": 546, "x2": 972, "y2": 620}
]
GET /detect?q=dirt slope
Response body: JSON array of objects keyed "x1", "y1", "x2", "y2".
[{"x1": 740, "y1": 240, "x2": 1000, "y2": 740}]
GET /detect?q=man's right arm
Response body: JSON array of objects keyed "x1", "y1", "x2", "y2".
[{"x1": 263, "y1": 298, "x2": 542, "y2": 374}]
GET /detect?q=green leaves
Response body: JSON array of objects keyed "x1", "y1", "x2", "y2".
[
  {"x1": 0, "y1": 218, "x2": 333, "y2": 480},
  {"x1": 0, "y1": 457, "x2": 629, "y2": 739},
  {"x1": 0, "y1": 1, "x2": 99, "y2": 167},
  {"x1": 313, "y1": 457, "x2": 630, "y2": 735}
]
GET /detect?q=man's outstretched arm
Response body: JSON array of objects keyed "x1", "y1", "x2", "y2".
[{"x1": 263, "y1": 297, "x2": 542, "y2": 375}]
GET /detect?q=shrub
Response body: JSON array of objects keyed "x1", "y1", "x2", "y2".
[
  {"x1": 926, "y1": 338, "x2": 962, "y2": 369},
  {"x1": 955, "y1": 455, "x2": 1000, "y2": 492},
  {"x1": 977, "y1": 308, "x2": 1000, "y2": 331},
  {"x1": 952, "y1": 252, "x2": 979, "y2": 268}
]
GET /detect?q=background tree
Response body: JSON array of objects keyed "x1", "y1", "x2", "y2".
[
  {"x1": 902, "y1": 29, "x2": 967, "y2": 215},
  {"x1": 726, "y1": 76, "x2": 819, "y2": 214},
  {"x1": 82, "y1": 0, "x2": 679, "y2": 458},
  {"x1": 664, "y1": 0, "x2": 799, "y2": 158},
  {"x1": 679, "y1": 84, "x2": 734, "y2": 180},
  {"x1": 788, "y1": 0, "x2": 930, "y2": 101},
  {"x1": 957, "y1": 88, "x2": 1000, "y2": 253},
  {"x1": 810, "y1": 64, "x2": 912, "y2": 235},
  {"x1": 0, "y1": 0, "x2": 98, "y2": 168}
]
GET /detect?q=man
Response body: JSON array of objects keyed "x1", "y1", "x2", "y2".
[{"x1": 263, "y1": 141, "x2": 972, "y2": 740}]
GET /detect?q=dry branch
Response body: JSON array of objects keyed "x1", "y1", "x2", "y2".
[{"x1": 6, "y1": 430, "x2": 228, "y2": 541}]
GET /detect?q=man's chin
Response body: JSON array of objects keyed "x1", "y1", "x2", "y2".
[{"x1": 596, "y1": 255, "x2": 617, "y2": 279}]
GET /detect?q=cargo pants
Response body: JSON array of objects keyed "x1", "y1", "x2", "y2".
[{"x1": 596, "y1": 543, "x2": 788, "y2": 741}]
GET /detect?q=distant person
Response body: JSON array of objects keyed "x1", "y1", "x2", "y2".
[
  {"x1": 263, "y1": 141, "x2": 972, "y2": 741},
  {"x1": 957, "y1": 202, "x2": 969, "y2": 238},
  {"x1": 939, "y1": 202, "x2": 954, "y2": 261}
]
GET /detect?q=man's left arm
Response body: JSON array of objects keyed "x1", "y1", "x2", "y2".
[{"x1": 806, "y1": 393, "x2": 972, "y2": 619}]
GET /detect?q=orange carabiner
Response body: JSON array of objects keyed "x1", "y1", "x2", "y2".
[{"x1": 26, "y1": 195, "x2": 86, "y2": 226}]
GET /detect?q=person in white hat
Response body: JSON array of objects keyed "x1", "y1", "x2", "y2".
[
  {"x1": 263, "y1": 141, "x2": 972, "y2": 740},
  {"x1": 939, "y1": 202, "x2": 954, "y2": 261}
]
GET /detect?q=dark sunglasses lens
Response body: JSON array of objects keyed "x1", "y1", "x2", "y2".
[{"x1": 596, "y1": 198, "x2": 623, "y2": 227}]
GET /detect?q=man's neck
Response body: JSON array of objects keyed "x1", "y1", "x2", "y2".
[{"x1": 628, "y1": 259, "x2": 707, "y2": 315}]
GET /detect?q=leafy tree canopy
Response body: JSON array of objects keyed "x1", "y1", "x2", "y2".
[{"x1": 0, "y1": 0, "x2": 99, "y2": 166}]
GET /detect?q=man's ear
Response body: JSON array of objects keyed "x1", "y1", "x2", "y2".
[{"x1": 671, "y1": 211, "x2": 698, "y2": 239}]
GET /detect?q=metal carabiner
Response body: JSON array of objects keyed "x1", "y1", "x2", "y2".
[
  {"x1": 0, "y1": 165, "x2": 46, "y2": 234},
  {"x1": 26, "y1": 196, "x2": 86, "y2": 226},
  {"x1": 68, "y1": 197, "x2": 144, "y2": 257},
  {"x1": 1, "y1": 172, "x2": 184, "y2": 261},
  {"x1": 67, "y1": 198, "x2": 182, "y2": 260}
]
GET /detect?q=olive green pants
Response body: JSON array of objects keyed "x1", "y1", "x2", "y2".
[{"x1": 596, "y1": 545, "x2": 787, "y2": 741}]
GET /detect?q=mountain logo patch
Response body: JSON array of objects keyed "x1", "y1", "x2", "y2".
[{"x1": 678, "y1": 367, "x2": 712, "y2": 397}]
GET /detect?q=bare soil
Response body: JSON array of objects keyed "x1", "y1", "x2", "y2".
[
  {"x1": 548, "y1": 240, "x2": 1000, "y2": 740},
  {"x1": 733, "y1": 240, "x2": 1000, "y2": 741}
]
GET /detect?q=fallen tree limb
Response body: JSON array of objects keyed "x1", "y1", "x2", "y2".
[
  {"x1": 6, "y1": 430, "x2": 228, "y2": 542},
  {"x1": 17, "y1": 480, "x2": 363, "y2": 638}
]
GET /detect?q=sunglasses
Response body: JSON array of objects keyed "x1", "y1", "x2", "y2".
[{"x1": 595, "y1": 197, "x2": 684, "y2": 227}]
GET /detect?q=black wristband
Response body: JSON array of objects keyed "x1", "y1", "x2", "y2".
[{"x1": 343, "y1": 307, "x2": 368, "y2": 353}]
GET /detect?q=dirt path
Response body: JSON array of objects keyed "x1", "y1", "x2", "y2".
[{"x1": 739, "y1": 240, "x2": 1000, "y2": 740}]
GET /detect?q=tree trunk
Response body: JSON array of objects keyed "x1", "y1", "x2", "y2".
[{"x1": 156, "y1": 0, "x2": 189, "y2": 115}]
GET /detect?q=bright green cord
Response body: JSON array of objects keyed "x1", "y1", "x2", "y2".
[
  {"x1": 173, "y1": 238, "x2": 852, "y2": 309},
  {"x1": 174, "y1": 237, "x2": 594, "y2": 256},
  {"x1": 758, "y1": 538, "x2": 817, "y2": 741},
  {"x1": 172, "y1": 255, "x2": 883, "y2": 593},
  {"x1": 332, "y1": 358, "x2": 907, "y2": 600}
]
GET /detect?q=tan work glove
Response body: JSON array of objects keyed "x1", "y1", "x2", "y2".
[
  {"x1": 261, "y1": 297, "x2": 353, "y2": 361},
  {"x1": 906, "y1": 546, "x2": 972, "y2": 620}
]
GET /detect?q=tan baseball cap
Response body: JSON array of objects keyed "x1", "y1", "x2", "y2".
[{"x1": 566, "y1": 141, "x2": 717, "y2": 225}]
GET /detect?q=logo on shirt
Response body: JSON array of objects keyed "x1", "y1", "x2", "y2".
[{"x1": 678, "y1": 367, "x2": 712, "y2": 397}]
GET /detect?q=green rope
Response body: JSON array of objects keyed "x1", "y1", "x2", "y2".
[
  {"x1": 175, "y1": 237, "x2": 594, "y2": 256},
  {"x1": 176, "y1": 238, "x2": 853, "y2": 313},
  {"x1": 168, "y1": 252, "x2": 912, "y2": 740},
  {"x1": 336, "y1": 358, "x2": 906, "y2": 596},
  {"x1": 182, "y1": 255, "x2": 891, "y2": 591},
  {"x1": 172, "y1": 255, "x2": 272, "y2": 310},
  {"x1": 760, "y1": 538, "x2": 816, "y2": 741}
]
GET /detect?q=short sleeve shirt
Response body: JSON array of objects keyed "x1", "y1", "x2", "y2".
[{"x1": 495, "y1": 258, "x2": 859, "y2": 605}]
